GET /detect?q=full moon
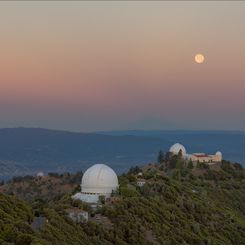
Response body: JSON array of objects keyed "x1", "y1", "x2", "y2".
[{"x1": 195, "y1": 54, "x2": 205, "y2": 64}]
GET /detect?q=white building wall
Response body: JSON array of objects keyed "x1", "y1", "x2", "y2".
[{"x1": 72, "y1": 192, "x2": 111, "y2": 203}]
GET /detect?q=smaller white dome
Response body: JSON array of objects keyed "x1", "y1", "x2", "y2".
[
  {"x1": 37, "y1": 172, "x2": 44, "y2": 177},
  {"x1": 169, "y1": 143, "x2": 187, "y2": 156},
  {"x1": 216, "y1": 151, "x2": 222, "y2": 156}
]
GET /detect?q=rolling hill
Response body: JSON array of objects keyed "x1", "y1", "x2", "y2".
[{"x1": 0, "y1": 128, "x2": 245, "y2": 179}]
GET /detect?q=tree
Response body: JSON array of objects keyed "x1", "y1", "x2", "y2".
[
  {"x1": 119, "y1": 186, "x2": 139, "y2": 197},
  {"x1": 157, "y1": 150, "x2": 164, "y2": 163},
  {"x1": 178, "y1": 149, "x2": 183, "y2": 157},
  {"x1": 233, "y1": 162, "x2": 243, "y2": 170},
  {"x1": 176, "y1": 159, "x2": 184, "y2": 169},
  {"x1": 197, "y1": 161, "x2": 209, "y2": 169},
  {"x1": 99, "y1": 195, "x2": 105, "y2": 204},
  {"x1": 128, "y1": 166, "x2": 140, "y2": 174},
  {"x1": 165, "y1": 151, "x2": 172, "y2": 161},
  {"x1": 16, "y1": 233, "x2": 33, "y2": 245},
  {"x1": 187, "y1": 160, "x2": 193, "y2": 169}
]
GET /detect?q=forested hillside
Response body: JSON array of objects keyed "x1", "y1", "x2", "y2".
[{"x1": 0, "y1": 159, "x2": 244, "y2": 245}]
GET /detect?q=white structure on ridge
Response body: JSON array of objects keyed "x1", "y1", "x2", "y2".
[
  {"x1": 169, "y1": 143, "x2": 222, "y2": 164},
  {"x1": 36, "y1": 172, "x2": 44, "y2": 178},
  {"x1": 72, "y1": 164, "x2": 119, "y2": 203},
  {"x1": 169, "y1": 143, "x2": 187, "y2": 156}
]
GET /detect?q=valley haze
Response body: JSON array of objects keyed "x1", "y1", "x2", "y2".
[{"x1": 0, "y1": 127, "x2": 244, "y2": 180}]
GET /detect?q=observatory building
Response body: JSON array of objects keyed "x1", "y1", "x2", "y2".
[
  {"x1": 169, "y1": 143, "x2": 187, "y2": 156},
  {"x1": 73, "y1": 164, "x2": 119, "y2": 203},
  {"x1": 169, "y1": 143, "x2": 222, "y2": 164}
]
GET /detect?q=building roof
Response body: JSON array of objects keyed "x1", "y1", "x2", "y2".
[
  {"x1": 31, "y1": 217, "x2": 47, "y2": 231},
  {"x1": 137, "y1": 179, "x2": 146, "y2": 182},
  {"x1": 193, "y1": 153, "x2": 209, "y2": 157}
]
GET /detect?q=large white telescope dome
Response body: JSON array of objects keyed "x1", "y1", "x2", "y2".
[
  {"x1": 169, "y1": 143, "x2": 187, "y2": 156},
  {"x1": 81, "y1": 164, "x2": 118, "y2": 194}
]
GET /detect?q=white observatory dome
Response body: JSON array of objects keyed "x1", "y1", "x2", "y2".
[
  {"x1": 216, "y1": 151, "x2": 222, "y2": 156},
  {"x1": 81, "y1": 164, "x2": 118, "y2": 194},
  {"x1": 169, "y1": 143, "x2": 187, "y2": 156}
]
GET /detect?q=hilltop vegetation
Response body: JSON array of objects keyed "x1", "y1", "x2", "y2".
[
  {"x1": 0, "y1": 158, "x2": 244, "y2": 245},
  {"x1": 0, "y1": 172, "x2": 83, "y2": 202}
]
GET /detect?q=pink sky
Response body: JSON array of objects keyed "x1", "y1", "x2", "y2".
[{"x1": 0, "y1": 1, "x2": 245, "y2": 131}]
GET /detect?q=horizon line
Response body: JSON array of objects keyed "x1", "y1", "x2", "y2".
[{"x1": 0, "y1": 126, "x2": 245, "y2": 134}]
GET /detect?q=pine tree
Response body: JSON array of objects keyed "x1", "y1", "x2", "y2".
[
  {"x1": 178, "y1": 149, "x2": 183, "y2": 157},
  {"x1": 157, "y1": 150, "x2": 164, "y2": 163},
  {"x1": 187, "y1": 160, "x2": 193, "y2": 169}
]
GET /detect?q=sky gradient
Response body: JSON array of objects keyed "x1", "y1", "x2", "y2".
[{"x1": 0, "y1": 1, "x2": 245, "y2": 132}]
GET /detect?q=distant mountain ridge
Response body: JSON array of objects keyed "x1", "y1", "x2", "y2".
[
  {"x1": 97, "y1": 129, "x2": 245, "y2": 136},
  {"x1": 0, "y1": 127, "x2": 244, "y2": 179},
  {"x1": 98, "y1": 129, "x2": 245, "y2": 165},
  {"x1": 0, "y1": 127, "x2": 169, "y2": 177}
]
